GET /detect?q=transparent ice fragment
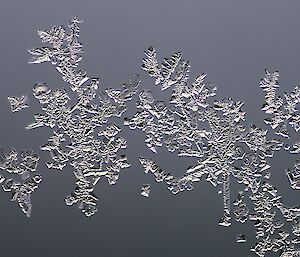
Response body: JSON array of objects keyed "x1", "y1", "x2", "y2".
[
  {"x1": 236, "y1": 234, "x2": 246, "y2": 243},
  {"x1": 219, "y1": 211, "x2": 231, "y2": 227},
  {"x1": 98, "y1": 124, "x2": 121, "y2": 138},
  {"x1": 142, "y1": 46, "x2": 184, "y2": 90},
  {"x1": 141, "y1": 184, "x2": 151, "y2": 197},
  {"x1": 139, "y1": 90, "x2": 155, "y2": 104},
  {"x1": 286, "y1": 160, "x2": 300, "y2": 190},
  {"x1": 0, "y1": 147, "x2": 42, "y2": 217},
  {"x1": 233, "y1": 191, "x2": 249, "y2": 223},
  {"x1": 292, "y1": 219, "x2": 300, "y2": 236},
  {"x1": 20, "y1": 150, "x2": 40, "y2": 172},
  {"x1": 7, "y1": 95, "x2": 29, "y2": 112},
  {"x1": 32, "y1": 82, "x2": 51, "y2": 104},
  {"x1": 37, "y1": 25, "x2": 65, "y2": 48},
  {"x1": 281, "y1": 251, "x2": 300, "y2": 257},
  {"x1": 290, "y1": 142, "x2": 300, "y2": 154}
]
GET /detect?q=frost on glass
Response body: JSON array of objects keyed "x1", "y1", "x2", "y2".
[
  {"x1": 131, "y1": 47, "x2": 300, "y2": 256},
  {"x1": 27, "y1": 17, "x2": 139, "y2": 217},
  {"x1": 0, "y1": 147, "x2": 41, "y2": 217},
  {"x1": 3, "y1": 16, "x2": 298, "y2": 257}
]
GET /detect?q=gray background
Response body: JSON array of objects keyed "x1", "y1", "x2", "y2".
[{"x1": 0, "y1": 0, "x2": 299, "y2": 256}]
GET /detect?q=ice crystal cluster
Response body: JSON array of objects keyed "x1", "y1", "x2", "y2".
[
  {"x1": 141, "y1": 184, "x2": 151, "y2": 197},
  {"x1": 131, "y1": 47, "x2": 300, "y2": 256},
  {"x1": 260, "y1": 70, "x2": 300, "y2": 135},
  {"x1": 7, "y1": 95, "x2": 29, "y2": 112},
  {"x1": 0, "y1": 147, "x2": 41, "y2": 217},
  {"x1": 4, "y1": 17, "x2": 300, "y2": 256}
]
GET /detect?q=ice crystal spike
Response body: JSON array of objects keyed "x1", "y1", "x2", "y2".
[
  {"x1": 27, "y1": 18, "x2": 139, "y2": 217},
  {"x1": 0, "y1": 147, "x2": 42, "y2": 217},
  {"x1": 7, "y1": 95, "x2": 29, "y2": 112},
  {"x1": 142, "y1": 46, "x2": 184, "y2": 91}
]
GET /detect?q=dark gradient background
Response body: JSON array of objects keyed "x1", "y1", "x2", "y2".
[{"x1": 0, "y1": 0, "x2": 299, "y2": 256}]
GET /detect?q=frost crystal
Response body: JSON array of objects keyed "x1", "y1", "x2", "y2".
[
  {"x1": 27, "y1": 17, "x2": 139, "y2": 217},
  {"x1": 7, "y1": 95, "x2": 29, "y2": 112},
  {"x1": 0, "y1": 147, "x2": 42, "y2": 217}
]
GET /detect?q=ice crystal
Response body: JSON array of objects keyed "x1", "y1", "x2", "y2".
[
  {"x1": 237, "y1": 234, "x2": 247, "y2": 243},
  {"x1": 0, "y1": 147, "x2": 42, "y2": 217},
  {"x1": 7, "y1": 95, "x2": 29, "y2": 112},
  {"x1": 286, "y1": 160, "x2": 300, "y2": 190},
  {"x1": 233, "y1": 191, "x2": 249, "y2": 224},
  {"x1": 141, "y1": 184, "x2": 150, "y2": 197}
]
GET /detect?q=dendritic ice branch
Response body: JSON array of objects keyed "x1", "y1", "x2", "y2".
[
  {"x1": 0, "y1": 147, "x2": 42, "y2": 217},
  {"x1": 260, "y1": 69, "x2": 300, "y2": 136},
  {"x1": 259, "y1": 70, "x2": 300, "y2": 192},
  {"x1": 142, "y1": 46, "x2": 186, "y2": 91},
  {"x1": 28, "y1": 17, "x2": 88, "y2": 92},
  {"x1": 132, "y1": 47, "x2": 300, "y2": 257},
  {"x1": 27, "y1": 17, "x2": 139, "y2": 217}
]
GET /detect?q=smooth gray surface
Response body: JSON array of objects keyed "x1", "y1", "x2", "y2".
[{"x1": 0, "y1": 0, "x2": 299, "y2": 256}]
